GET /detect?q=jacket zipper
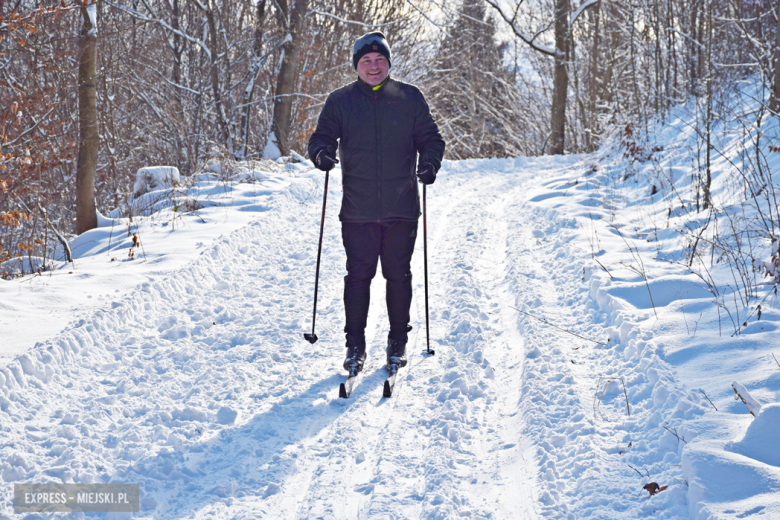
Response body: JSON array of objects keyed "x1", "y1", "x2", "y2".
[{"x1": 374, "y1": 92, "x2": 380, "y2": 222}]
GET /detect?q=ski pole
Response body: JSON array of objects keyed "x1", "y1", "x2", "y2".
[
  {"x1": 422, "y1": 184, "x2": 435, "y2": 355},
  {"x1": 304, "y1": 170, "x2": 329, "y2": 344}
]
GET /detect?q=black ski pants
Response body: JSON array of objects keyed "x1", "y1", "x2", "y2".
[{"x1": 341, "y1": 220, "x2": 418, "y2": 348}]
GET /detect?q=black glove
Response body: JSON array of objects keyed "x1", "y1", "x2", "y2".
[
  {"x1": 314, "y1": 146, "x2": 338, "y2": 172},
  {"x1": 416, "y1": 159, "x2": 436, "y2": 185}
]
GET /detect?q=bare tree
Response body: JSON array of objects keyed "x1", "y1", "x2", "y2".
[
  {"x1": 269, "y1": 0, "x2": 309, "y2": 156},
  {"x1": 76, "y1": 1, "x2": 99, "y2": 234},
  {"x1": 423, "y1": 0, "x2": 532, "y2": 158},
  {"x1": 771, "y1": 0, "x2": 780, "y2": 113},
  {"x1": 189, "y1": 0, "x2": 230, "y2": 150},
  {"x1": 237, "y1": 0, "x2": 268, "y2": 160},
  {"x1": 486, "y1": 0, "x2": 596, "y2": 154},
  {"x1": 549, "y1": 0, "x2": 571, "y2": 154}
]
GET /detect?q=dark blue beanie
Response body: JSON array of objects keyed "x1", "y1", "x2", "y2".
[{"x1": 352, "y1": 32, "x2": 392, "y2": 69}]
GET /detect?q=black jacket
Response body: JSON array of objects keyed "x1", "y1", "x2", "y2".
[{"x1": 308, "y1": 78, "x2": 445, "y2": 222}]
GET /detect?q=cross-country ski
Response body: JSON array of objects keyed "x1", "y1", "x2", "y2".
[
  {"x1": 383, "y1": 364, "x2": 399, "y2": 398},
  {"x1": 338, "y1": 366, "x2": 363, "y2": 399}
]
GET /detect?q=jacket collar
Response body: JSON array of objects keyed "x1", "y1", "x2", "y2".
[{"x1": 357, "y1": 75, "x2": 391, "y2": 96}]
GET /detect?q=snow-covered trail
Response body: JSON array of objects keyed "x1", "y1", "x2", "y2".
[
  {"x1": 1, "y1": 155, "x2": 696, "y2": 519},
  {"x1": 0, "y1": 160, "x2": 551, "y2": 519},
  {"x1": 283, "y1": 171, "x2": 546, "y2": 519},
  {"x1": 260, "y1": 166, "x2": 547, "y2": 518}
]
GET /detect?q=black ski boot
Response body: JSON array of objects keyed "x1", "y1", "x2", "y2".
[
  {"x1": 386, "y1": 338, "x2": 408, "y2": 368},
  {"x1": 343, "y1": 344, "x2": 366, "y2": 373}
]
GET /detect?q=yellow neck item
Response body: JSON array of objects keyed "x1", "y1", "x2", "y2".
[{"x1": 372, "y1": 78, "x2": 388, "y2": 91}]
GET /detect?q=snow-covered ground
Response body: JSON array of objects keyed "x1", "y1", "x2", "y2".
[{"x1": 2, "y1": 101, "x2": 780, "y2": 519}]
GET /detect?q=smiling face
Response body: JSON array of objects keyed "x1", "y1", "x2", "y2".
[{"x1": 356, "y1": 52, "x2": 389, "y2": 86}]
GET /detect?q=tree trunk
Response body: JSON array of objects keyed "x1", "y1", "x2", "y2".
[
  {"x1": 237, "y1": 0, "x2": 267, "y2": 160},
  {"x1": 549, "y1": 0, "x2": 570, "y2": 155},
  {"x1": 771, "y1": 0, "x2": 780, "y2": 113},
  {"x1": 703, "y1": 0, "x2": 713, "y2": 210},
  {"x1": 690, "y1": 0, "x2": 699, "y2": 93},
  {"x1": 668, "y1": 0, "x2": 677, "y2": 98},
  {"x1": 697, "y1": 0, "x2": 705, "y2": 92},
  {"x1": 588, "y1": 1, "x2": 601, "y2": 151},
  {"x1": 203, "y1": 4, "x2": 229, "y2": 149},
  {"x1": 654, "y1": 0, "x2": 661, "y2": 114},
  {"x1": 76, "y1": 3, "x2": 98, "y2": 235},
  {"x1": 172, "y1": 0, "x2": 182, "y2": 86},
  {"x1": 601, "y1": 5, "x2": 616, "y2": 107},
  {"x1": 171, "y1": 0, "x2": 185, "y2": 172},
  {"x1": 271, "y1": 0, "x2": 309, "y2": 157}
]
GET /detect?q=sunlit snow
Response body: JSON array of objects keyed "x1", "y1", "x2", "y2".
[{"x1": 2, "y1": 96, "x2": 779, "y2": 518}]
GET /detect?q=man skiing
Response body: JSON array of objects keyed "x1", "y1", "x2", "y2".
[{"x1": 308, "y1": 32, "x2": 445, "y2": 378}]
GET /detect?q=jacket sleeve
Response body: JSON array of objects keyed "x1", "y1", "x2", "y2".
[
  {"x1": 308, "y1": 93, "x2": 341, "y2": 161},
  {"x1": 412, "y1": 90, "x2": 445, "y2": 172}
]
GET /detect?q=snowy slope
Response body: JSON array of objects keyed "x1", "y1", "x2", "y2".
[
  {"x1": 566, "y1": 99, "x2": 780, "y2": 519},
  {"x1": 2, "y1": 100, "x2": 780, "y2": 519},
  {"x1": 0, "y1": 166, "x2": 302, "y2": 363}
]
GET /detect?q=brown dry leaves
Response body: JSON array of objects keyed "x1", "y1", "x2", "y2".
[{"x1": 643, "y1": 482, "x2": 668, "y2": 496}]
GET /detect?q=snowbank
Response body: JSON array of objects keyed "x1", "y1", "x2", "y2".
[
  {"x1": 727, "y1": 403, "x2": 780, "y2": 466},
  {"x1": 132, "y1": 166, "x2": 180, "y2": 197},
  {"x1": 262, "y1": 131, "x2": 281, "y2": 160},
  {"x1": 686, "y1": 405, "x2": 780, "y2": 520}
]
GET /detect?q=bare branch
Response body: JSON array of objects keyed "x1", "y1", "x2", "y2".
[
  {"x1": 105, "y1": 0, "x2": 212, "y2": 59},
  {"x1": 307, "y1": 10, "x2": 405, "y2": 28},
  {"x1": 484, "y1": 0, "x2": 559, "y2": 57}
]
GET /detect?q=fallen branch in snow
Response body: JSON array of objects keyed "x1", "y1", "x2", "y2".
[
  {"x1": 773, "y1": 353, "x2": 780, "y2": 369},
  {"x1": 594, "y1": 257, "x2": 614, "y2": 279},
  {"x1": 593, "y1": 376, "x2": 631, "y2": 419},
  {"x1": 597, "y1": 379, "x2": 611, "y2": 419},
  {"x1": 732, "y1": 381, "x2": 762, "y2": 417},
  {"x1": 509, "y1": 306, "x2": 608, "y2": 346},
  {"x1": 699, "y1": 389, "x2": 718, "y2": 411},
  {"x1": 663, "y1": 424, "x2": 687, "y2": 444},
  {"x1": 628, "y1": 464, "x2": 649, "y2": 478}
]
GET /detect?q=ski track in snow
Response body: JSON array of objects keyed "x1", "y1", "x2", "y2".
[{"x1": 0, "y1": 156, "x2": 717, "y2": 519}]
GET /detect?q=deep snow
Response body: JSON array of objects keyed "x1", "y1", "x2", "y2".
[{"x1": 1, "y1": 100, "x2": 780, "y2": 518}]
